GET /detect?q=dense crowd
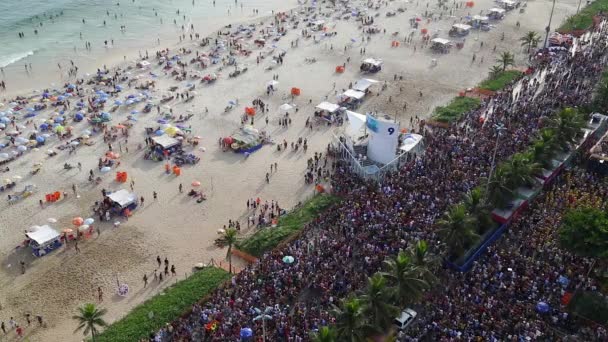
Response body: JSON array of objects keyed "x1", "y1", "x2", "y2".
[{"x1": 152, "y1": 23, "x2": 608, "y2": 342}]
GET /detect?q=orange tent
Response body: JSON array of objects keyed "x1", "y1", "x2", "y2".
[
  {"x1": 335, "y1": 66, "x2": 345, "y2": 73},
  {"x1": 245, "y1": 107, "x2": 256, "y2": 115},
  {"x1": 291, "y1": 87, "x2": 301, "y2": 96}
]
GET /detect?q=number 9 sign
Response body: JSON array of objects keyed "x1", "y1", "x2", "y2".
[{"x1": 388, "y1": 127, "x2": 395, "y2": 135}]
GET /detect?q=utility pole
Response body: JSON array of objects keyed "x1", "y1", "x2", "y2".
[
  {"x1": 543, "y1": 0, "x2": 557, "y2": 48},
  {"x1": 253, "y1": 307, "x2": 273, "y2": 342},
  {"x1": 485, "y1": 122, "x2": 506, "y2": 199}
]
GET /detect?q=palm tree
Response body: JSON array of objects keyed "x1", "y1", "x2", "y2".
[
  {"x1": 359, "y1": 273, "x2": 399, "y2": 337},
  {"x1": 487, "y1": 165, "x2": 516, "y2": 209},
  {"x1": 73, "y1": 303, "x2": 108, "y2": 341},
  {"x1": 409, "y1": 240, "x2": 439, "y2": 284},
  {"x1": 437, "y1": 204, "x2": 479, "y2": 258},
  {"x1": 520, "y1": 31, "x2": 540, "y2": 53},
  {"x1": 463, "y1": 187, "x2": 493, "y2": 234},
  {"x1": 547, "y1": 107, "x2": 587, "y2": 150},
  {"x1": 381, "y1": 251, "x2": 430, "y2": 307},
  {"x1": 496, "y1": 51, "x2": 515, "y2": 71},
  {"x1": 223, "y1": 227, "x2": 239, "y2": 273},
  {"x1": 332, "y1": 297, "x2": 367, "y2": 342},
  {"x1": 310, "y1": 326, "x2": 338, "y2": 342},
  {"x1": 504, "y1": 152, "x2": 542, "y2": 189},
  {"x1": 489, "y1": 65, "x2": 504, "y2": 78},
  {"x1": 528, "y1": 129, "x2": 559, "y2": 168}
]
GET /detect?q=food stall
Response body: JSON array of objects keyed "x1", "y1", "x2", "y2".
[
  {"x1": 488, "y1": 8, "x2": 506, "y2": 19},
  {"x1": 315, "y1": 101, "x2": 343, "y2": 123},
  {"x1": 338, "y1": 89, "x2": 366, "y2": 109},
  {"x1": 430, "y1": 38, "x2": 452, "y2": 53},
  {"x1": 498, "y1": 0, "x2": 516, "y2": 10},
  {"x1": 449, "y1": 23, "x2": 472, "y2": 37},
  {"x1": 107, "y1": 189, "x2": 139, "y2": 215},
  {"x1": 225, "y1": 126, "x2": 269, "y2": 154},
  {"x1": 26, "y1": 225, "x2": 62, "y2": 257},
  {"x1": 146, "y1": 135, "x2": 183, "y2": 161},
  {"x1": 360, "y1": 58, "x2": 383, "y2": 73},
  {"x1": 352, "y1": 78, "x2": 379, "y2": 93}
]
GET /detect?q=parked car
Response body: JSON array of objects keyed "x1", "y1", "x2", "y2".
[{"x1": 394, "y1": 308, "x2": 417, "y2": 331}]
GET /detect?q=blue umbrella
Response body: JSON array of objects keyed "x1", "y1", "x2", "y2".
[
  {"x1": 157, "y1": 119, "x2": 168, "y2": 124},
  {"x1": 57, "y1": 96, "x2": 65, "y2": 101},
  {"x1": 130, "y1": 110, "x2": 139, "y2": 114},
  {"x1": 36, "y1": 136, "x2": 45, "y2": 143},
  {"x1": 114, "y1": 100, "x2": 123, "y2": 106},
  {"x1": 240, "y1": 327, "x2": 253, "y2": 339},
  {"x1": 155, "y1": 130, "x2": 164, "y2": 136},
  {"x1": 54, "y1": 117, "x2": 64, "y2": 123},
  {"x1": 75, "y1": 113, "x2": 84, "y2": 121},
  {"x1": 27, "y1": 107, "x2": 35, "y2": 112},
  {"x1": 536, "y1": 302, "x2": 550, "y2": 313},
  {"x1": 67, "y1": 84, "x2": 76, "y2": 89},
  {"x1": 115, "y1": 85, "x2": 124, "y2": 91}
]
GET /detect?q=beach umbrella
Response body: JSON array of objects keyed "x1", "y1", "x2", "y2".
[
  {"x1": 282, "y1": 256, "x2": 295, "y2": 264},
  {"x1": 62, "y1": 228, "x2": 73, "y2": 235},
  {"x1": 84, "y1": 218, "x2": 95, "y2": 225},
  {"x1": 106, "y1": 151, "x2": 120, "y2": 159},
  {"x1": 0, "y1": 153, "x2": 8, "y2": 159},
  {"x1": 130, "y1": 110, "x2": 139, "y2": 115},
  {"x1": 0, "y1": 117, "x2": 10, "y2": 123},
  {"x1": 70, "y1": 141, "x2": 80, "y2": 146},
  {"x1": 72, "y1": 217, "x2": 84, "y2": 226},
  {"x1": 114, "y1": 99, "x2": 123, "y2": 106},
  {"x1": 17, "y1": 145, "x2": 27, "y2": 152},
  {"x1": 67, "y1": 84, "x2": 76, "y2": 89},
  {"x1": 192, "y1": 181, "x2": 201, "y2": 187},
  {"x1": 115, "y1": 85, "x2": 124, "y2": 91},
  {"x1": 536, "y1": 302, "x2": 550, "y2": 313},
  {"x1": 100, "y1": 166, "x2": 111, "y2": 173},
  {"x1": 155, "y1": 129, "x2": 164, "y2": 136},
  {"x1": 77, "y1": 224, "x2": 90, "y2": 232},
  {"x1": 47, "y1": 218, "x2": 57, "y2": 223},
  {"x1": 74, "y1": 113, "x2": 84, "y2": 121},
  {"x1": 83, "y1": 129, "x2": 91, "y2": 135},
  {"x1": 55, "y1": 125, "x2": 65, "y2": 133},
  {"x1": 36, "y1": 136, "x2": 45, "y2": 143},
  {"x1": 240, "y1": 327, "x2": 253, "y2": 339}
]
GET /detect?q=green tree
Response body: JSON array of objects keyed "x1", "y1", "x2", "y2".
[
  {"x1": 310, "y1": 326, "x2": 338, "y2": 342},
  {"x1": 487, "y1": 165, "x2": 516, "y2": 209},
  {"x1": 528, "y1": 128, "x2": 559, "y2": 168},
  {"x1": 381, "y1": 251, "x2": 430, "y2": 307},
  {"x1": 409, "y1": 240, "x2": 439, "y2": 284},
  {"x1": 520, "y1": 31, "x2": 540, "y2": 53},
  {"x1": 593, "y1": 71, "x2": 608, "y2": 112},
  {"x1": 73, "y1": 303, "x2": 108, "y2": 342},
  {"x1": 331, "y1": 297, "x2": 367, "y2": 342},
  {"x1": 437, "y1": 204, "x2": 479, "y2": 258},
  {"x1": 223, "y1": 227, "x2": 239, "y2": 273},
  {"x1": 489, "y1": 65, "x2": 504, "y2": 79},
  {"x1": 463, "y1": 187, "x2": 494, "y2": 234},
  {"x1": 559, "y1": 207, "x2": 608, "y2": 259},
  {"x1": 503, "y1": 152, "x2": 542, "y2": 189},
  {"x1": 547, "y1": 107, "x2": 587, "y2": 150},
  {"x1": 359, "y1": 273, "x2": 399, "y2": 336},
  {"x1": 496, "y1": 51, "x2": 515, "y2": 71}
]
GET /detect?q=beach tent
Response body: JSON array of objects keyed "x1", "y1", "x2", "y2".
[
  {"x1": 431, "y1": 38, "x2": 452, "y2": 52},
  {"x1": 151, "y1": 135, "x2": 181, "y2": 149},
  {"x1": 353, "y1": 78, "x2": 379, "y2": 92},
  {"x1": 26, "y1": 225, "x2": 61, "y2": 256},
  {"x1": 107, "y1": 189, "x2": 138, "y2": 210},
  {"x1": 450, "y1": 23, "x2": 472, "y2": 36},
  {"x1": 488, "y1": 8, "x2": 506, "y2": 19},
  {"x1": 341, "y1": 89, "x2": 366, "y2": 100},
  {"x1": 279, "y1": 103, "x2": 294, "y2": 112},
  {"x1": 316, "y1": 102, "x2": 341, "y2": 113},
  {"x1": 360, "y1": 58, "x2": 383, "y2": 73},
  {"x1": 498, "y1": 0, "x2": 516, "y2": 9}
]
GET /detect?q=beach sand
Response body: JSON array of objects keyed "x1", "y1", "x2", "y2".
[{"x1": 0, "y1": 0, "x2": 579, "y2": 340}]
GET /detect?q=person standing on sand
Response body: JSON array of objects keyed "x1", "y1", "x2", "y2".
[
  {"x1": 0, "y1": 321, "x2": 5, "y2": 334},
  {"x1": 153, "y1": 191, "x2": 158, "y2": 200},
  {"x1": 157, "y1": 255, "x2": 162, "y2": 268},
  {"x1": 20, "y1": 261, "x2": 25, "y2": 274},
  {"x1": 97, "y1": 287, "x2": 103, "y2": 302},
  {"x1": 143, "y1": 274, "x2": 148, "y2": 288},
  {"x1": 179, "y1": 183, "x2": 183, "y2": 193}
]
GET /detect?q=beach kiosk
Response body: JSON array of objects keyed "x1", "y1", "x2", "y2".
[
  {"x1": 147, "y1": 135, "x2": 182, "y2": 161},
  {"x1": 353, "y1": 78, "x2": 379, "y2": 93},
  {"x1": 360, "y1": 58, "x2": 383, "y2": 73},
  {"x1": 338, "y1": 89, "x2": 366, "y2": 109},
  {"x1": 469, "y1": 15, "x2": 490, "y2": 30},
  {"x1": 430, "y1": 38, "x2": 451, "y2": 53},
  {"x1": 449, "y1": 23, "x2": 472, "y2": 37},
  {"x1": 26, "y1": 225, "x2": 62, "y2": 257},
  {"x1": 315, "y1": 102, "x2": 342, "y2": 123},
  {"x1": 498, "y1": 0, "x2": 517, "y2": 10},
  {"x1": 107, "y1": 189, "x2": 138, "y2": 215},
  {"x1": 225, "y1": 126, "x2": 268, "y2": 154},
  {"x1": 488, "y1": 8, "x2": 506, "y2": 19}
]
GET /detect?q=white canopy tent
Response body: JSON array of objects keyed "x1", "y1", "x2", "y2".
[
  {"x1": 362, "y1": 58, "x2": 383, "y2": 67},
  {"x1": 316, "y1": 102, "x2": 341, "y2": 113},
  {"x1": 353, "y1": 78, "x2": 379, "y2": 92},
  {"x1": 472, "y1": 15, "x2": 490, "y2": 22},
  {"x1": 345, "y1": 110, "x2": 367, "y2": 138},
  {"x1": 279, "y1": 103, "x2": 295, "y2": 112},
  {"x1": 151, "y1": 135, "x2": 181, "y2": 149},
  {"x1": 452, "y1": 23, "x2": 472, "y2": 31},
  {"x1": 431, "y1": 38, "x2": 451, "y2": 45},
  {"x1": 26, "y1": 225, "x2": 60, "y2": 247},
  {"x1": 108, "y1": 189, "x2": 138, "y2": 208},
  {"x1": 489, "y1": 7, "x2": 506, "y2": 14},
  {"x1": 399, "y1": 133, "x2": 424, "y2": 153},
  {"x1": 341, "y1": 89, "x2": 366, "y2": 100},
  {"x1": 267, "y1": 80, "x2": 279, "y2": 88}
]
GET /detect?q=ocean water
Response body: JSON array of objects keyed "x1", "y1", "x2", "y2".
[{"x1": 0, "y1": 0, "x2": 286, "y2": 83}]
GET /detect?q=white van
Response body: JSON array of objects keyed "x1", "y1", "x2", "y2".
[{"x1": 394, "y1": 308, "x2": 417, "y2": 331}]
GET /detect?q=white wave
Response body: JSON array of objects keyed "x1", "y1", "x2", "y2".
[{"x1": 0, "y1": 50, "x2": 35, "y2": 68}]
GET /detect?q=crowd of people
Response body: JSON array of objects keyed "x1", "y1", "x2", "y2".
[{"x1": 150, "y1": 21, "x2": 608, "y2": 342}]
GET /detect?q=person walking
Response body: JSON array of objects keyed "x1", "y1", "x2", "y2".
[
  {"x1": 179, "y1": 183, "x2": 183, "y2": 193},
  {"x1": 143, "y1": 274, "x2": 148, "y2": 288},
  {"x1": 157, "y1": 255, "x2": 162, "y2": 268},
  {"x1": 20, "y1": 261, "x2": 25, "y2": 274},
  {"x1": 1, "y1": 321, "x2": 6, "y2": 334},
  {"x1": 153, "y1": 191, "x2": 158, "y2": 200},
  {"x1": 171, "y1": 265, "x2": 176, "y2": 276},
  {"x1": 97, "y1": 287, "x2": 103, "y2": 302}
]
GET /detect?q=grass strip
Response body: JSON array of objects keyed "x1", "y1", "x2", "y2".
[
  {"x1": 433, "y1": 97, "x2": 481, "y2": 123},
  {"x1": 559, "y1": 0, "x2": 608, "y2": 31},
  {"x1": 478, "y1": 70, "x2": 524, "y2": 91},
  {"x1": 236, "y1": 194, "x2": 341, "y2": 257},
  {"x1": 97, "y1": 267, "x2": 230, "y2": 342}
]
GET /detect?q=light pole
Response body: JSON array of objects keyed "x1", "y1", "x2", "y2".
[
  {"x1": 543, "y1": 0, "x2": 557, "y2": 48},
  {"x1": 485, "y1": 122, "x2": 506, "y2": 199},
  {"x1": 253, "y1": 307, "x2": 273, "y2": 342}
]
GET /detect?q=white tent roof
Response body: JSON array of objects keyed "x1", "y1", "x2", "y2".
[
  {"x1": 353, "y1": 78, "x2": 379, "y2": 92},
  {"x1": 267, "y1": 80, "x2": 279, "y2": 87},
  {"x1": 489, "y1": 7, "x2": 506, "y2": 13},
  {"x1": 316, "y1": 102, "x2": 340, "y2": 113},
  {"x1": 26, "y1": 225, "x2": 60, "y2": 246},
  {"x1": 362, "y1": 58, "x2": 382, "y2": 67},
  {"x1": 472, "y1": 15, "x2": 489, "y2": 21},
  {"x1": 399, "y1": 133, "x2": 424, "y2": 152},
  {"x1": 139, "y1": 60, "x2": 151, "y2": 66},
  {"x1": 342, "y1": 89, "x2": 366, "y2": 100},
  {"x1": 152, "y1": 135, "x2": 181, "y2": 149},
  {"x1": 452, "y1": 23, "x2": 472, "y2": 31},
  {"x1": 345, "y1": 111, "x2": 367, "y2": 137},
  {"x1": 108, "y1": 189, "x2": 138, "y2": 208},
  {"x1": 431, "y1": 38, "x2": 451, "y2": 45},
  {"x1": 312, "y1": 20, "x2": 325, "y2": 26}
]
